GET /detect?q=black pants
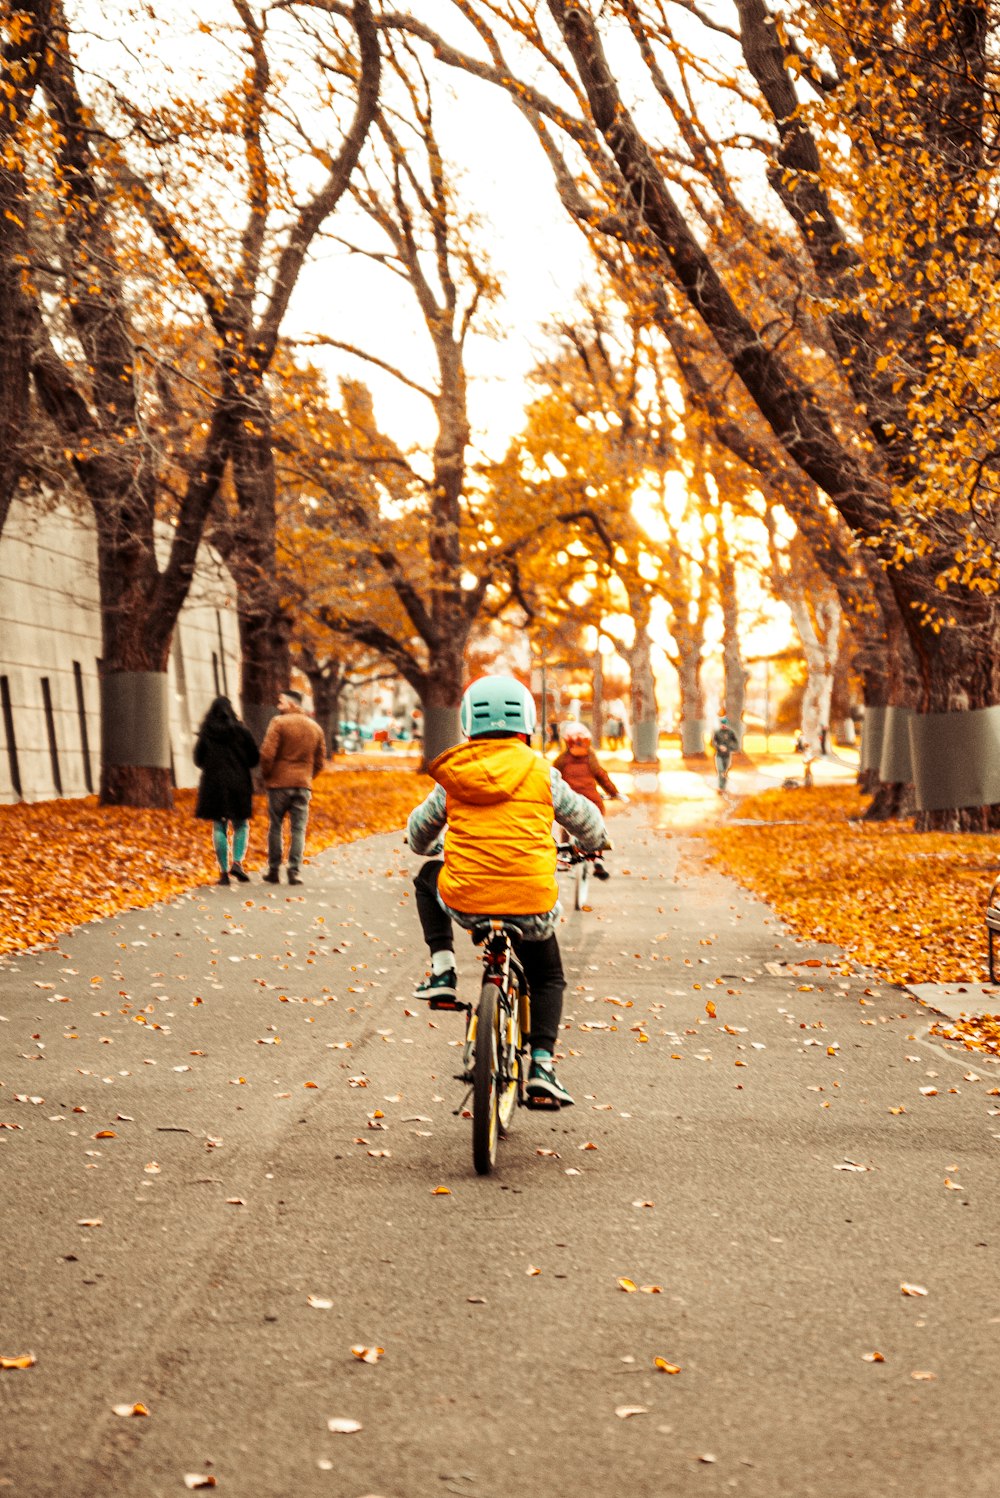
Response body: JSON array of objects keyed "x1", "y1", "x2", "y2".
[{"x1": 413, "y1": 860, "x2": 565, "y2": 1052}]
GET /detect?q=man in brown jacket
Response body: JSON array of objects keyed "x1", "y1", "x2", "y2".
[{"x1": 259, "y1": 690, "x2": 327, "y2": 885}]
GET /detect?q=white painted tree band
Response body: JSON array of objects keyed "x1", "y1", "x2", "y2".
[
  {"x1": 880, "y1": 704, "x2": 913, "y2": 785},
  {"x1": 863, "y1": 701, "x2": 1000, "y2": 808},
  {"x1": 908, "y1": 705, "x2": 1000, "y2": 812},
  {"x1": 680, "y1": 718, "x2": 707, "y2": 756},
  {"x1": 100, "y1": 672, "x2": 171, "y2": 769},
  {"x1": 859, "y1": 705, "x2": 886, "y2": 773}
]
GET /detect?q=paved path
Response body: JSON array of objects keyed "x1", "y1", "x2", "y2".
[{"x1": 1, "y1": 792, "x2": 998, "y2": 1498}]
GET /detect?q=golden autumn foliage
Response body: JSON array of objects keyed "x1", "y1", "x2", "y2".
[
  {"x1": 705, "y1": 784, "x2": 998, "y2": 992},
  {"x1": 0, "y1": 767, "x2": 428, "y2": 956}
]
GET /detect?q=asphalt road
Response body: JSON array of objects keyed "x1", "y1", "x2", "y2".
[{"x1": 1, "y1": 792, "x2": 998, "y2": 1498}]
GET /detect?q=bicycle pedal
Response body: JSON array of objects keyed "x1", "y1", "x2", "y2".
[
  {"x1": 525, "y1": 1093, "x2": 561, "y2": 1111},
  {"x1": 428, "y1": 997, "x2": 463, "y2": 1011}
]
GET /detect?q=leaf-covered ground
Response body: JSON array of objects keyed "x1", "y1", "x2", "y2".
[
  {"x1": 0, "y1": 767, "x2": 428, "y2": 956},
  {"x1": 705, "y1": 784, "x2": 1000, "y2": 1052}
]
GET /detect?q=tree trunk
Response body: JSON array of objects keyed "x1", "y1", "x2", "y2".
[
  {"x1": 906, "y1": 591, "x2": 1000, "y2": 830},
  {"x1": 420, "y1": 637, "x2": 467, "y2": 764},
  {"x1": 94, "y1": 514, "x2": 175, "y2": 808},
  {"x1": 592, "y1": 643, "x2": 604, "y2": 744},
  {"x1": 301, "y1": 660, "x2": 344, "y2": 753},
  {"x1": 717, "y1": 528, "x2": 747, "y2": 745},
  {"x1": 674, "y1": 648, "x2": 707, "y2": 756},
  {"x1": 220, "y1": 415, "x2": 290, "y2": 742},
  {"x1": 860, "y1": 595, "x2": 919, "y2": 821},
  {"x1": 627, "y1": 632, "x2": 658, "y2": 763}
]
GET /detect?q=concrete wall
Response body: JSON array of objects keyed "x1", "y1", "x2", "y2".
[{"x1": 0, "y1": 493, "x2": 240, "y2": 803}]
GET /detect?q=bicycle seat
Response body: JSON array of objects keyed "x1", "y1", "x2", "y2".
[{"x1": 471, "y1": 919, "x2": 517, "y2": 945}]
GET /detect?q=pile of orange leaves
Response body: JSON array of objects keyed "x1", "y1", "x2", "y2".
[
  {"x1": 705, "y1": 785, "x2": 1000, "y2": 1052},
  {"x1": 0, "y1": 767, "x2": 428, "y2": 956}
]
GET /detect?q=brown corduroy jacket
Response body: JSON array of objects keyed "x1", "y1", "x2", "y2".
[{"x1": 259, "y1": 709, "x2": 326, "y2": 789}]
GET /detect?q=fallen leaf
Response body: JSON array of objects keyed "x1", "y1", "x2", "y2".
[
  {"x1": 639, "y1": 1284, "x2": 663, "y2": 1294},
  {"x1": 654, "y1": 1358, "x2": 681, "y2": 1374},
  {"x1": 526, "y1": 1265, "x2": 542, "y2": 1276},
  {"x1": 944, "y1": 1178, "x2": 964, "y2": 1191},
  {"x1": 327, "y1": 1417, "x2": 362, "y2": 1434},
  {"x1": 307, "y1": 1296, "x2": 334, "y2": 1310},
  {"x1": 862, "y1": 1352, "x2": 885, "y2": 1363},
  {"x1": 614, "y1": 1405, "x2": 648, "y2": 1419},
  {"x1": 350, "y1": 1345, "x2": 384, "y2": 1364},
  {"x1": 911, "y1": 1370, "x2": 937, "y2": 1380},
  {"x1": 76, "y1": 1218, "x2": 102, "y2": 1228},
  {"x1": 705, "y1": 1000, "x2": 716, "y2": 1018},
  {"x1": 617, "y1": 1278, "x2": 638, "y2": 1293},
  {"x1": 93, "y1": 1130, "x2": 116, "y2": 1140},
  {"x1": 183, "y1": 1477, "x2": 217, "y2": 1490},
  {"x1": 901, "y1": 1282, "x2": 928, "y2": 1297},
  {"x1": 0, "y1": 1354, "x2": 36, "y2": 1369},
  {"x1": 431, "y1": 1186, "x2": 451, "y2": 1195},
  {"x1": 112, "y1": 1402, "x2": 150, "y2": 1417}
]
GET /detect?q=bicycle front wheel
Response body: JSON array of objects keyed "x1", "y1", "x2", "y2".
[{"x1": 472, "y1": 983, "x2": 500, "y2": 1175}]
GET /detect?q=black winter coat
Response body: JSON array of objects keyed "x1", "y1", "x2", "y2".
[{"x1": 194, "y1": 721, "x2": 260, "y2": 822}]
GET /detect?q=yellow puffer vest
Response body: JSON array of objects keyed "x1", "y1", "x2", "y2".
[{"x1": 431, "y1": 737, "x2": 557, "y2": 915}]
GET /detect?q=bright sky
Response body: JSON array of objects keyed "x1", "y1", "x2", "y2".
[{"x1": 287, "y1": 50, "x2": 594, "y2": 462}]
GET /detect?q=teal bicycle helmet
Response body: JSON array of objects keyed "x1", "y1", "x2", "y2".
[{"x1": 460, "y1": 675, "x2": 537, "y2": 738}]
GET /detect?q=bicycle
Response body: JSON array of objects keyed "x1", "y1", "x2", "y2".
[
  {"x1": 557, "y1": 837, "x2": 600, "y2": 910},
  {"x1": 429, "y1": 919, "x2": 532, "y2": 1175}
]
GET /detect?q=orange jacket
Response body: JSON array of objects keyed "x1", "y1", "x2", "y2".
[{"x1": 431, "y1": 738, "x2": 557, "y2": 915}]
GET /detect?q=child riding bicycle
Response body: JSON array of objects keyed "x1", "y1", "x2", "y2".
[
  {"x1": 407, "y1": 676, "x2": 607, "y2": 1108},
  {"x1": 552, "y1": 722, "x2": 623, "y2": 880}
]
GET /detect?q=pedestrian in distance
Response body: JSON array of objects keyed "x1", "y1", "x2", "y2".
[
  {"x1": 193, "y1": 696, "x2": 260, "y2": 887},
  {"x1": 710, "y1": 714, "x2": 740, "y2": 791},
  {"x1": 259, "y1": 689, "x2": 327, "y2": 886},
  {"x1": 552, "y1": 722, "x2": 623, "y2": 879},
  {"x1": 407, "y1": 675, "x2": 607, "y2": 1108}
]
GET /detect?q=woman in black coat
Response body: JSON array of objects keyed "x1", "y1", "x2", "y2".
[{"x1": 194, "y1": 696, "x2": 260, "y2": 886}]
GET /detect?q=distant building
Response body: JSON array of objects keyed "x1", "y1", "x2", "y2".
[{"x1": 0, "y1": 492, "x2": 240, "y2": 803}]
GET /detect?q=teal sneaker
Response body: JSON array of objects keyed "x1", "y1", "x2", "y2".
[
  {"x1": 527, "y1": 1057, "x2": 574, "y2": 1108},
  {"x1": 414, "y1": 968, "x2": 458, "y2": 1008}
]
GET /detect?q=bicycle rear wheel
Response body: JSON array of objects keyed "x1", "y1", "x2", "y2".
[{"x1": 472, "y1": 983, "x2": 500, "y2": 1174}]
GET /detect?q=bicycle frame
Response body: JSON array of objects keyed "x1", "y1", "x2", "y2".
[{"x1": 556, "y1": 838, "x2": 597, "y2": 909}]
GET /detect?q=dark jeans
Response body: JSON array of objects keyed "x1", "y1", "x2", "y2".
[
  {"x1": 267, "y1": 787, "x2": 312, "y2": 874},
  {"x1": 413, "y1": 859, "x2": 565, "y2": 1052}
]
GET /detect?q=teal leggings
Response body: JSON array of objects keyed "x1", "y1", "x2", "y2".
[{"x1": 213, "y1": 819, "x2": 249, "y2": 872}]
